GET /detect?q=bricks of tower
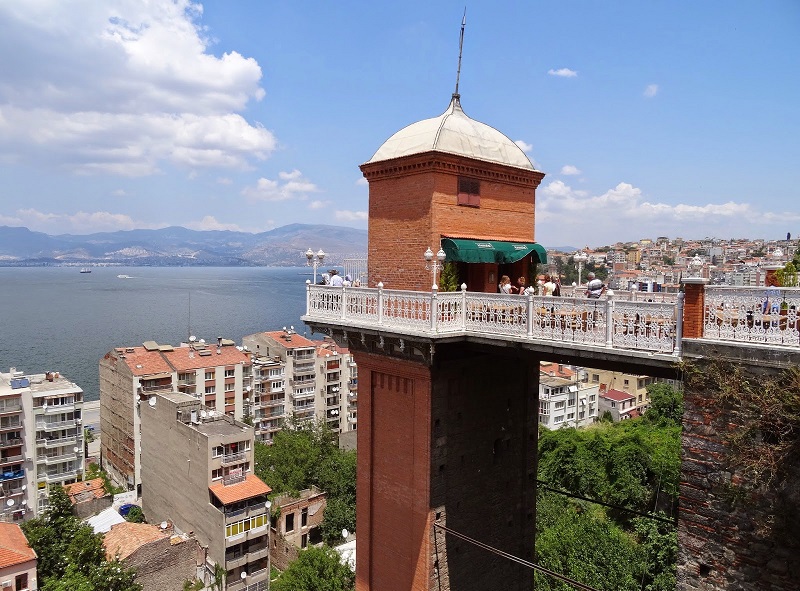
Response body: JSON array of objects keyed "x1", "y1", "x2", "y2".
[{"x1": 361, "y1": 152, "x2": 545, "y2": 292}]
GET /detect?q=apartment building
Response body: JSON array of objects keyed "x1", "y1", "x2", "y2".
[
  {"x1": 537, "y1": 364, "x2": 598, "y2": 429},
  {"x1": 243, "y1": 330, "x2": 358, "y2": 437},
  {"x1": 598, "y1": 389, "x2": 638, "y2": 421},
  {"x1": 99, "y1": 338, "x2": 252, "y2": 491},
  {"x1": 586, "y1": 368, "x2": 680, "y2": 414},
  {"x1": 141, "y1": 391, "x2": 271, "y2": 591},
  {"x1": 0, "y1": 368, "x2": 84, "y2": 522}
]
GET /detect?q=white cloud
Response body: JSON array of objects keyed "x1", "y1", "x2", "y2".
[
  {"x1": 9, "y1": 208, "x2": 154, "y2": 234},
  {"x1": 216, "y1": 177, "x2": 233, "y2": 185},
  {"x1": 548, "y1": 68, "x2": 578, "y2": 78},
  {"x1": 112, "y1": 189, "x2": 128, "y2": 197},
  {"x1": 0, "y1": 1, "x2": 274, "y2": 175},
  {"x1": 241, "y1": 171, "x2": 319, "y2": 202},
  {"x1": 308, "y1": 200, "x2": 329, "y2": 210},
  {"x1": 560, "y1": 165, "x2": 581, "y2": 176},
  {"x1": 334, "y1": 210, "x2": 368, "y2": 222},
  {"x1": 644, "y1": 84, "x2": 659, "y2": 98},
  {"x1": 355, "y1": 177, "x2": 368, "y2": 186},
  {"x1": 515, "y1": 140, "x2": 533, "y2": 152},
  {"x1": 184, "y1": 215, "x2": 242, "y2": 231}
]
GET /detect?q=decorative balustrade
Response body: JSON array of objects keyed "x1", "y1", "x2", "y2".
[
  {"x1": 306, "y1": 284, "x2": 683, "y2": 356},
  {"x1": 704, "y1": 286, "x2": 800, "y2": 346}
]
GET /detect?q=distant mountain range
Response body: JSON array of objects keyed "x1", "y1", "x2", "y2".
[{"x1": 0, "y1": 224, "x2": 368, "y2": 267}]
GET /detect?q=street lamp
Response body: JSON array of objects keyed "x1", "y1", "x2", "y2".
[
  {"x1": 424, "y1": 247, "x2": 446, "y2": 290},
  {"x1": 305, "y1": 248, "x2": 326, "y2": 284},
  {"x1": 574, "y1": 251, "x2": 588, "y2": 286}
]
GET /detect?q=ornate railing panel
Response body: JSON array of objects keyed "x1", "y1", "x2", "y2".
[
  {"x1": 612, "y1": 301, "x2": 677, "y2": 353},
  {"x1": 704, "y1": 287, "x2": 800, "y2": 346},
  {"x1": 306, "y1": 285, "x2": 684, "y2": 355}
]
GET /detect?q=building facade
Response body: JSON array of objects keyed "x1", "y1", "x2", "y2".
[
  {"x1": 99, "y1": 339, "x2": 252, "y2": 491},
  {"x1": 538, "y1": 365, "x2": 598, "y2": 429},
  {"x1": 140, "y1": 391, "x2": 271, "y2": 591},
  {"x1": 0, "y1": 368, "x2": 84, "y2": 521},
  {"x1": 0, "y1": 522, "x2": 37, "y2": 591}
]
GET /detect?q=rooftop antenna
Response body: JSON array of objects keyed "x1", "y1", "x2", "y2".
[{"x1": 453, "y1": 8, "x2": 467, "y2": 103}]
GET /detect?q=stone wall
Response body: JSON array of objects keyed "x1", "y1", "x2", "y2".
[
  {"x1": 678, "y1": 355, "x2": 800, "y2": 591},
  {"x1": 124, "y1": 535, "x2": 201, "y2": 591}
]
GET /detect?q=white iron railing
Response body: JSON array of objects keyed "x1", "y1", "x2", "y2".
[
  {"x1": 704, "y1": 286, "x2": 800, "y2": 346},
  {"x1": 305, "y1": 284, "x2": 683, "y2": 356}
]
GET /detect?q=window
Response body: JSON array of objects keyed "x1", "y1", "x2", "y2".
[
  {"x1": 212, "y1": 468, "x2": 222, "y2": 480},
  {"x1": 457, "y1": 177, "x2": 480, "y2": 207},
  {"x1": 301, "y1": 507, "x2": 308, "y2": 527},
  {"x1": 225, "y1": 382, "x2": 235, "y2": 392},
  {"x1": 610, "y1": 401, "x2": 616, "y2": 408},
  {"x1": 623, "y1": 379, "x2": 629, "y2": 386},
  {"x1": 225, "y1": 514, "x2": 267, "y2": 538},
  {"x1": 554, "y1": 415, "x2": 564, "y2": 424},
  {"x1": 285, "y1": 512, "x2": 295, "y2": 532},
  {"x1": 212, "y1": 446, "x2": 223, "y2": 457},
  {"x1": 592, "y1": 374, "x2": 599, "y2": 383},
  {"x1": 205, "y1": 371, "x2": 215, "y2": 380},
  {"x1": 205, "y1": 386, "x2": 216, "y2": 394},
  {"x1": 225, "y1": 369, "x2": 235, "y2": 377},
  {"x1": 301, "y1": 533, "x2": 308, "y2": 548},
  {"x1": 15, "y1": 573, "x2": 28, "y2": 591}
]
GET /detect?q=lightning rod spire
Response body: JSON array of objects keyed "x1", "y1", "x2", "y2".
[{"x1": 453, "y1": 8, "x2": 466, "y2": 103}]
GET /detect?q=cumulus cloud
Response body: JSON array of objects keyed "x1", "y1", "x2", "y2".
[
  {"x1": 534, "y1": 179, "x2": 786, "y2": 246},
  {"x1": 7, "y1": 208, "x2": 154, "y2": 234},
  {"x1": 308, "y1": 200, "x2": 329, "y2": 210},
  {"x1": 184, "y1": 215, "x2": 242, "y2": 231},
  {"x1": 515, "y1": 140, "x2": 533, "y2": 152},
  {"x1": 644, "y1": 84, "x2": 659, "y2": 98},
  {"x1": 548, "y1": 68, "x2": 578, "y2": 78},
  {"x1": 560, "y1": 165, "x2": 581, "y2": 176},
  {"x1": 0, "y1": 1, "x2": 274, "y2": 175},
  {"x1": 334, "y1": 210, "x2": 368, "y2": 222},
  {"x1": 355, "y1": 177, "x2": 368, "y2": 186},
  {"x1": 241, "y1": 170, "x2": 319, "y2": 202}
]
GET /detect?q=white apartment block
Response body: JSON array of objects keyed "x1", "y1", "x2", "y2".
[
  {"x1": 243, "y1": 330, "x2": 358, "y2": 439},
  {"x1": 538, "y1": 370, "x2": 599, "y2": 430},
  {"x1": 99, "y1": 338, "x2": 252, "y2": 492},
  {"x1": 0, "y1": 368, "x2": 84, "y2": 522}
]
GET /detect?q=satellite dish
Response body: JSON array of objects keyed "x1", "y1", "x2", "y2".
[
  {"x1": 241, "y1": 572, "x2": 247, "y2": 580},
  {"x1": 199, "y1": 339, "x2": 205, "y2": 344},
  {"x1": 342, "y1": 528, "x2": 349, "y2": 539},
  {"x1": 189, "y1": 335, "x2": 196, "y2": 342},
  {"x1": 21, "y1": 500, "x2": 27, "y2": 505},
  {"x1": 200, "y1": 410, "x2": 207, "y2": 418},
  {"x1": 21, "y1": 485, "x2": 26, "y2": 490},
  {"x1": 160, "y1": 521, "x2": 168, "y2": 529},
  {"x1": 148, "y1": 397, "x2": 157, "y2": 407},
  {"x1": 6, "y1": 498, "x2": 14, "y2": 507}
]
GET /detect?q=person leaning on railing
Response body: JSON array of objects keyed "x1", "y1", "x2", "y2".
[{"x1": 586, "y1": 272, "x2": 606, "y2": 299}]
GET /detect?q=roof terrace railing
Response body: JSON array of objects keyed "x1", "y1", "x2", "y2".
[
  {"x1": 704, "y1": 286, "x2": 800, "y2": 346},
  {"x1": 305, "y1": 284, "x2": 683, "y2": 356}
]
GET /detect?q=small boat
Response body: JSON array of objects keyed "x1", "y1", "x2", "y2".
[
  {"x1": 80, "y1": 268, "x2": 91, "y2": 273},
  {"x1": 117, "y1": 274, "x2": 132, "y2": 279}
]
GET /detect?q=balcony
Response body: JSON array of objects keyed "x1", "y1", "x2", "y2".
[
  {"x1": 0, "y1": 485, "x2": 25, "y2": 497},
  {"x1": 37, "y1": 436, "x2": 79, "y2": 448},
  {"x1": 0, "y1": 469, "x2": 25, "y2": 482},
  {"x1": 0, "y1": 438, "x2": 22, "y2": 449},
  {"x1": 37, "y1": 452, "x2": 78, "y2": 465},
  {"x1": 36, "y1": 418, "x2": 80, "y2": 430},
  {"x1": 0, "y1": 420, "x2": 22, "y2": 432},
  {"x1": 37, "y1": 468, "x2": 82, "y2": 483},
  {"x1": 223, "y1": 472, "x2": 247, "y2": 487},
  {"x1": 221, "y1": 451, "x2": 248, "y2": 467},
  {"x1": 0, "y1": 453, "x2": 25, "y2": 466},
  {"x1": 39, "y1": 402, "x2": 75, "y2": 414},
  {"x1": 0, "y1": 401, "x2": 22, "y2": 415}
]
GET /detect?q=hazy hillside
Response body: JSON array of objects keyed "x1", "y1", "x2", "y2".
[{"x1": 0, "y1": 224, "x2": 368, "y2": 267}]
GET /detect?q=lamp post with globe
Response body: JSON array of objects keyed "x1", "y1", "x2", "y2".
[
  {"x1": 305, "y1": 248, "x2": 326, "y2": 284},
  {"x1": 424, "y1": 247, "x2": 446, "y2": 290},
  {"x1": 574, "y1": 251, "x2": 589, "y2": 286}
]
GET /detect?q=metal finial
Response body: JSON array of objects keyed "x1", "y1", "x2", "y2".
[{"x1": 453, "y1": 8, "x2": 466, "y2": 101}]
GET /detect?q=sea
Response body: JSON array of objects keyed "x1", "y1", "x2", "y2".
[{"x1": 0, "y1": 266, "x2": 316, "y2": 401}]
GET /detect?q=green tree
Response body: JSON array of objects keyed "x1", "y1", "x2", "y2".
[
  {"x1": 438, "y1": 262, "x2": 459, "y2": 292},
  {"x1": 633, "y1": 515, "x2": 677, "y2": 591},
  {"x1": 255, "y1": 419, "x2": 357, "y2": 542},
  {"x1": 124, "y1": 506, "x2": 145, "y2": 523},
  {"x1": 271, "y1": 545, "x2": 354, "y2": 591},
  {"x1": 643, "y1": 383, "x2": 684, "y2": 427}
]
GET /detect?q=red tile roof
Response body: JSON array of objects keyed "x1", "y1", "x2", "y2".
[
  {"x1": 103, "y1": 522, "x2": 168, "y2": 561},
  {"x1": 539, "y1": 362, "x2": 574, "y2": 379},
  {"x1": 63, "y1": 478, "x2": 106, "y2": 503},
  {"x1": 120, "y1": 347, "x2": 173, "y2": 377},
  {"x1": 209, "y1": 474, "x2": 272, "y2": 505},
  {"x1": 162, "y1": 345, "x2": 250, "y2": 372},
  {"x1": 0, "y1": 523, "x2": 36, "y2": 569},
  {"x1": 601, "y1": 389, "x2": 636, "y2": 402},
  {"x1": 261, "y1": 331, "x2": 316, "y2": 349}
]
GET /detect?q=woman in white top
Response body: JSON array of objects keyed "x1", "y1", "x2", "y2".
[
  {"x1": 543, "y1": 274, "x2": 557, "y2": 297},
  {"x1": 499, "y1": 275, "x2": 517, "y2": 294}
]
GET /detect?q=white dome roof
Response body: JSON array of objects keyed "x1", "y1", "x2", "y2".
[{"x1": 367, "y1": 97, "x2": 535, "y2": 171}]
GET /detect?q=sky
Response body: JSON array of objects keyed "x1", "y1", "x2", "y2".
[{"x1": 0, "y1": 1, "x2": 798, "y2": 248}]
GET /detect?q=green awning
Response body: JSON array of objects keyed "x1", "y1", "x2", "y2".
[{"x1": 441, "y1": 238, "x2": 547, "y2": 264}]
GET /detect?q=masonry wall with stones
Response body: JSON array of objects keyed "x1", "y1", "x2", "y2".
[
  {"x1": 678, "y1": 353, "x2": 800, "y2": 591},
  {"x1": 123, "y1": 535, "x2": 201, "y2": 591}
]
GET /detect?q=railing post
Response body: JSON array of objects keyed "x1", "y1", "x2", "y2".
[
  {"x1": 527, "y1": 291, "x2": 534, "y2": 337},
  {"x1": 430, "y1": 285, "x2": 439, "y2": 332},
  {"x1": 340, "y1": 286, "x2": 347, "y2": 321},
  {"x1": 377, "y1": 282, "x2": 384, "y2": 325},
  {"x1": 680, "y1": 278, "x2": 709, "y2": 339},
  {"x1": 305, "y1": 280, "x2": 311, "y2": 315},
  {"x1": 460, "y1": 283, "x2": 467, "y2": 331},
  {"x1": 605, "y1": 290, "x2": 614, "y2": 348},
  {"x1": 674, "y1": 291, "x2": 684, "y2": 357}
]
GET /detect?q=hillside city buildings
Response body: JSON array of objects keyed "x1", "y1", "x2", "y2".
[{"x1": 0, "y1": 368, "x2": 84, "y2": 522}]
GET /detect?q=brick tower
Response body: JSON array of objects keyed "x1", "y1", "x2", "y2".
[
  {"x1": 360, "y1": 94, "x2": 546, "y2": 292},
  {"x1": 350, "y1": 94, "x2": 547, "y2": 591}
]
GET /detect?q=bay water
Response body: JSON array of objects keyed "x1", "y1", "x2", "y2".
[{"x1": 0, "y1": 267, "x2": 315, "y2": 401}]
